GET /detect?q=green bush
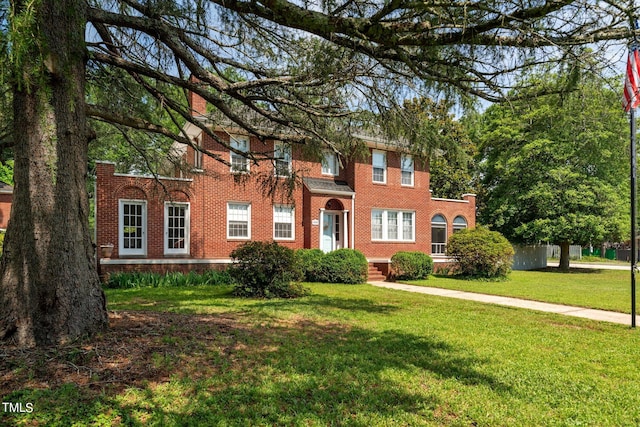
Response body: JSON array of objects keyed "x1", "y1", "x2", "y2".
[
  {"x1": 104, "y1": 269, "x2": 233, "y2": 289},
  {"x1": 295, "y1": 248, "x2": 325, "y2": 282},
  {"x1": 446, "y1": 226, "x2": 514, "y2": 279},
  {"x1": 316, "y1": 248, "x2": 368, "y2": 284},
  {"x1": 229, "y1": 241, "x2": 308, "y2": 298},
  {"x1": 391, "y1": 251, "x2": 433, "y2": 280}
]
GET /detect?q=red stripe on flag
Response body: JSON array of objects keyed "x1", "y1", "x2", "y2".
[{"x1": 624, "y1": 47, "x2": 640, "y2": 112}]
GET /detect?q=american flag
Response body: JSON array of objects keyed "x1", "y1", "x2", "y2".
[{"x1": 624, "y1": 45, "x2": 640, "y2": 112}]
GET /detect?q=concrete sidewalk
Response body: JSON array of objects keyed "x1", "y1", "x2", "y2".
[{"x1": 370, "y1": 281, "x2": 640, "y2": 326}]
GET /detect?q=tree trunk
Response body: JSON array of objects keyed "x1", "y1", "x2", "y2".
[
  {"x1": 558, "y1": 241, "x2": 571, "y2": 272},
  {"x1": 0, "y1": 0, "x2": 107, "y2": 347}
]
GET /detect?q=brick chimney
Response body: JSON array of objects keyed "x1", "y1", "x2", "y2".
[{"x1": 188, "y1": 76, "x2": 207, "y2": 117}]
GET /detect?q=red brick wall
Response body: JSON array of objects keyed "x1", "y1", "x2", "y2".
[
  {"x1": 96, "y1": 129, "x2": 476, "y2": 271},
  {"x1": 0, "y1": 193, "x2": 12, "y2": 229}
]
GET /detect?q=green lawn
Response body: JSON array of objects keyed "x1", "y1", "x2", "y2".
[
  {"x1": 3, "y1": 282, "x2": 640, "y2": 426},
  {"x1": 407, "y1": 268, "x2": 634, "y2": 313}
]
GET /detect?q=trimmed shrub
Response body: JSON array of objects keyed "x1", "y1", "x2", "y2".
[
  {"x1": 446, "y1": 226, "x2": 514, "y2": 279},
  {"x1": 317, "y1": 248, "x2": 368, "y2": 284},
  {"x1": 295, "y1": 248, "x2": 325, "y2": 282},
  {"x1": 391, "y1": 251, "x2": 433, "y2": 280},
  {"x1": 104, "y1": 269, "x2": 233, "y2": 289},
  {"x1": 229, "y1": 241, "x2": 308, "y2": 298}
]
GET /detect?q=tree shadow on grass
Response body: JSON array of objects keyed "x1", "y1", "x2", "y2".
[
  {"x1": 533, "y1": 267, "x2": 605, "y2": 274},
  {"x1": 1, "y1": 310, "x2": 510, "y2": 426}
]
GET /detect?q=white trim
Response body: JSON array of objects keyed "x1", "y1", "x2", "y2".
[
  {"x1": 372, "y1": 150, "x2": 387, "y2": 184},
  {"x1": 164, "y1": 202, "x2": 190, "y2": 255},
  {"x1": 321, "y1": 151, "x2": 339, "y2": 176},
  {"x1": 371, "y1": 209, "x2": 415, "y2": 242},
  {"x1": 101, "y1": 258, "x2": 233, "y2": 265},
  {"x1": 118, "y1": 199, "x2": 147, "y2": 257},
  {"x1": 227, "y1": 202, "x2": 251, "y2": 239},
  {"x1": 273, "y1": 204, "x2": 295, "y2": 241},
  {"x1": 400, "y1": 154, "x2": 414, "y2": 187},
  {"x1": 230, "y1": 135, "x2": 250, "y2": 173},
  {"x1": 274, "y1": 142, "x2": 292, "y2": 177},
  {"x1": 113, "y1": 172, "x2": 193, "y2": 182},
  {"x1": 431, "y1": 197, "x2": 470, "y2": 203}
]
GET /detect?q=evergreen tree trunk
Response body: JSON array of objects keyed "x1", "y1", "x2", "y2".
[
  {"x1": 559, "y1": 241, "x2": 571, "y2": 272},
  {"x1": 0, "y1": 0, "x2": 107, "y2": 347}
]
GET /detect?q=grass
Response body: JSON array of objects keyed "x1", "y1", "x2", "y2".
[
  {"x1": 2, "y1": 280, "x2": 640, "y2": 425},
  {"x1": 407, "y1": 268, "x2": 633, "y2": 313}
]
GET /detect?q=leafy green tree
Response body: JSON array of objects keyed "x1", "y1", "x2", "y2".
[
  {"x1": 1, "y1": 0, "x2": 637, "y2": 347},
  {"x1": 475, "y1": 69, "x2": 629, "y2": 271},
  {"x1": 382, "y1": 98, "x2": 476, "y2": 199}
]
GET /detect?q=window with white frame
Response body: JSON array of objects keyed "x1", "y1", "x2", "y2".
[
  {"x1": 431, "y1": 214, "x2": 447, "y2": 254},
  {"x1": 372, "y1": 150, "x2": 386, "y2": 183},
  {"x1": 227, "y1": 203, "x2": 251, "y2": 239},
  {"x1": 274, "y1": 142, "x2": 292, "y2": 177},
  {"x1": 165, "y1": 202, "x2": 190, "y2": 255},
  {"x1": 119, "y1": 200, "x2": 147, "y2": 256},
  {"x1": 230, "y1": 135, "x2": 250, "y2": 173},
  {"x1": 401, "y1": 154, "x2": 414, "y2": 186},
  {"x1": 273, "y1": 205, "x2": 294, "y2": 240},
  {"x1": 453, "y1": 216, "x2": 468, "y2": 233},
  {"x1": 193, "y1": 137, "x2": 203, "y2": 170},
  {"x1": 371, "y1": 209, "x2": 415, "y2": 241},
  {"x1": 322, "y1": 151, "x2": 338, "y2": 175}
]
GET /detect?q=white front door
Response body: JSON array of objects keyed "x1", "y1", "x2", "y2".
[{"x1": 321, "y1": 212, "x2": 342, "y2": 252}]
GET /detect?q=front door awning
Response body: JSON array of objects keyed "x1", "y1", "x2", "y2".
[{"x1": 303, "y1": 177, "x2": 354, "y2": 196}]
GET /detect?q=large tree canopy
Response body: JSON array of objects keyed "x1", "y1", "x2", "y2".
[
  {"x1": 0, "y1": 0, "x2": 638, "y2": 347},
  {"x1": 475, "y1": 67, "x2": 630, "y2": 271}
]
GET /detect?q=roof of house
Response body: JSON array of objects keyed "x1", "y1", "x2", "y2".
[{"x1": 303, "y1": 177, "x2": 355, "y2": 196}]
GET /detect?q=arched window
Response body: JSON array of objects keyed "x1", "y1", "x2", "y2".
[
  {"x1": 453, "y1": 216, "x2": 468, "y2": 233},
  {"x1": 431, "y1": 214, "x2": 447, "y2": 255}
]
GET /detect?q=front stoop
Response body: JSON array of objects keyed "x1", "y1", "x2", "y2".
[{"x1": 368, "y1": 264, "x2": 386, "y2": 282}]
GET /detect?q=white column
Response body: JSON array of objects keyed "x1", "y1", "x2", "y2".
[
  {"x1": 343, "y1": 210, "x2": 349, "y2": 248},
  {"x1": 319, "y1": 208, "x2": 325, "y2": 251}
]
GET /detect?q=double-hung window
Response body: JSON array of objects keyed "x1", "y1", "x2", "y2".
[
  {"x1": 273, "y1": 205, "x2": 294, "y2": 240},
  {"x1": 193, "y1": 137, "x2": 203, "y2": 170},
  {"x1": 372, "y1": 150, "x2": 386, "y2": 183},
  {"x1": 230, "y1": 135, "x2": 250, "y2": 173},
  {"x1": 274, "y1": 142, "x2": 292, "y2": 177},
  {"x1": 371, "y1": 209, "x2": 414, "y2": 241},
  {"x1": 322, "y1": 151, "x2": 338, "y2": 176},
  {"x1": 119, "y1": 200, "x2": 147, "y2": 256},
  {"x1": 227, "y1": 203, "x2": 251, "y2": 239},
  {"x1": 401, "y1": 154, "x2": 414, "y2": 186},
  {"x1": 165, "y1": 202, "x2": 190, "y2": 255}
]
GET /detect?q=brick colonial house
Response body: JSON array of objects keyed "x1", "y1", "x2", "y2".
[{"x1": 95, "y1": 95, "x2": 475, "y2": 279}]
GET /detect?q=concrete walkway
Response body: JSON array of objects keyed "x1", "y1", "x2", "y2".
[{"x1": 370, "y1": 281, "x2": 640, "y2": 326}]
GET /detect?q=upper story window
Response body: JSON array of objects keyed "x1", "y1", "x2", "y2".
[
  {"x1": 193, "y1": 137, "x2": 203, "y2": 170},
  {"x1": 230, "y1": 135, "x2": 250, "y2": 173},
  {"x1": 372, "y1": 150, "x2": 386, "y2": 183},
  {"x1": 401, "y1": 154, "x2": 414, "y2": 186},
  {"x1": 322, "y1": 151, "x2": 338, "y2": 176},
  {"x1": 274, "y1": 142, "x2": 292, "y2": 177}
]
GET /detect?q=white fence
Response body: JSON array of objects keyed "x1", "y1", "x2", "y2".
[
  {"x1": 546, "y1": 245, "x2": 582, "y2": 260},
  {"x1": 512, "y1": 245, "x2": 548, "y2": 270}
]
